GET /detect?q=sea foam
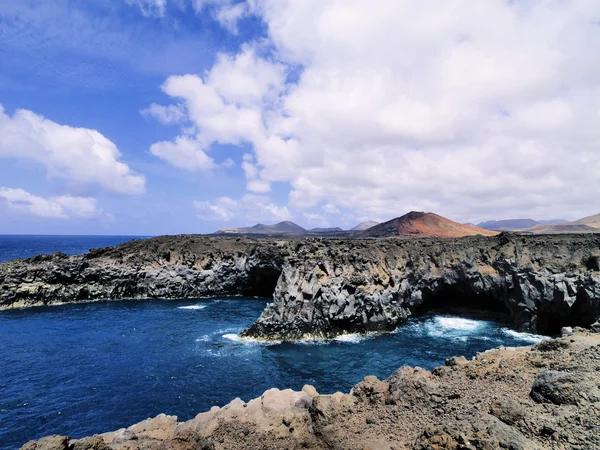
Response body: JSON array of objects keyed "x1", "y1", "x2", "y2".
[
  {"x1": 501, "y1": 328, "x2": 545, "y2": 343},
  {"x1": 178, "y1": 305, "x2": 207, "y2": 310}
]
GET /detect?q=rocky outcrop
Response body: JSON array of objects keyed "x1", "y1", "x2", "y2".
[
  {"x1": 22, "y1": 331, "x2": 600, "y2": 449},
  {"x1": 242, "y1": 233, "x2": 600, "y2": 339},
  {"x1": 1, "y1": 233, "x2": 600, "y2": 338},
  {"x1": 0, "y1": 236, "x2": 287, "y2": 309}
]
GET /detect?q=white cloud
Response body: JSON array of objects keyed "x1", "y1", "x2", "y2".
[
  {"x1": 152, "y1": 0, "x2": 600, "y2": 222},
  {"x1": 323, "y1": 203, "x2": 341, "y2": 215},
  {"x1": 191, "y1": 0, "x2": 249, "y2": 33},
  {"x1": 145, "y1": 46, "x2": 286, "y2": 173},
  {"x1": 141, "y1": 103, "x2": 187, "y2": 125},
  {"x1": 125, "y1": 0, "x2": 167, "y2": 17},
  {"x1": 0, "y1": 187, "x2": 108, "y2": 220},
  {"x1": 303, "y1": 212, "x2": 328, "y2": 228},
  {"x1": 214, "y1": 2, "x2": 247, "y2": 34},
  {"x1": 0, "y1": 106, "x2": 145, "y2": 195},
  {"x1": 194, "y1": 194, "x2": 291, "y2": 222},
  {"x1": 150, "y1": 136, "x2": 217, "y2": 170}
]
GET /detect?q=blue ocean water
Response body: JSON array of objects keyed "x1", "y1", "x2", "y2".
[
  {"x1": 0, "y1": 298, "x2": 544, "y2": 449},
  {"x1": 0, "y1": 235, "x2": 149, "y2": 263}
]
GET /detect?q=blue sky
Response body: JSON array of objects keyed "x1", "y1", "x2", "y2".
[{"x1": 1, "y1": 0, "x2": 600, "y2": 235}]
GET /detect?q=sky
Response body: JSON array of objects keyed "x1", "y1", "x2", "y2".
[{"x1": 1, "y1": 0, "x2": 600, "y2": 235}]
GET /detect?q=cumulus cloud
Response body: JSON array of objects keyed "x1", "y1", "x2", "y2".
[
  {"x1": 0, "y1": 187, "x2": 109, "y2": 220},
  {"x1": 155, "y1": 0, "x2": 600, "y2": 222},
  {"x1": 194, "y1": 194, "x2": 291, "y2": 222},
  {"x1": 0, "y1": 106, "x2": 145, "y2": 195},
  {"x1": 145, "y1": 46, "x2": 286, "y2": 177}
]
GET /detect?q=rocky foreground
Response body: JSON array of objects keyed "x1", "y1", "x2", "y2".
[
  {"x1": 1, "y1": 233, "x2": 599, "y2": 338},
  {"x1": 23, "y1": 330, "x2": 600, "y2": 450}
]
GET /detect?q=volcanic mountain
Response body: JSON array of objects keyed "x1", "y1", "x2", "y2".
[
  {"x1": 478, "y1": 218, "x2": 567, "y2": 231},
  {"x1": 523, "y1": 212, "x2": 600, "y2": 234},
  {"x1": 359, "y1": 212, "x2": 498, "y2": 238},
  {"x1": 351, "y1": 221, "x2": 380, "y2": 231},
  {"x1": 215, "y1": 221, "x2": 306, "y2": 235},
  {"x1": 477, "y1": 219, "x2": 539, "y2": 231}
]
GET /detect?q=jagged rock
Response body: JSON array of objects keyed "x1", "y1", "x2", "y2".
[
  {"x1": 445, "y1": 356, "x2": 468, "y2": 367},
  {"x1": 21, "y1": 435, "x2": 70, "y2": 450},
  {"x1": 71, "y1": 436, "x2": 111, "y2": 450},
  {"x1": 2, "y1": 234, "x2": 600, "y2": 340},
  {"x1": 530, "y1": 370, "x2": 600, "y2": 405},
  {"x1": 489, "y1": 399, "x2": 526, "y2": 425},
  {"x1": 352, "y1": 376, "x2": 389, "y2": 404}
]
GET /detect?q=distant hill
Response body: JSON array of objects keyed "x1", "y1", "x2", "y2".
[
  {"x1": 216, "y1": 221, "x2": 306, "y2": 235},
  {"x1": 478, "y1": 218, "x2": 568, "y2": 231},
  {"x1": 537, "y1": 219, "x2": 569, "y2": 225},
  {"x1": 573, "y1": 213, "x2": 600, "y2": 228},
  {"x1": 478, "y1": 219, "x2": 539, "y2": 231},
  {"x1": 351, "y1": 221, "x2": 380, "y2": 231},
  {"x1": 522, "y1": 212, "x2": 599, "y2": 234},
  {"x1": 523, "y1": 223, "x2": 598, "y2": 234},
  {"x1": 310, "y1": 227, "x2": 344, "y2": 233},
  {"x1": 359, "y1": 212, "x2": 498, "y2": 238}
]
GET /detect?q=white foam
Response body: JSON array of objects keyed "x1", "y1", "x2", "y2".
[
  {"x1": 434, "y1": 317, "x2": 482, "y2": 331},
  {"x1": 502, "y1": 328, "x2": 545, "y2": 343},
  {"x1": 333, "y1": 333, "x2": 369, "y2": 343},
  {"x1": 222, "y1": 333, "x2": 281, "y2": 345},
  {"x1": 178, "y1": 305, "x2": 207, "y2": 310}
]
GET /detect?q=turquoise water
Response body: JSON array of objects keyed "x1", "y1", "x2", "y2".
[
  {"x1": 0, "y1": 235, "x2": 148, "y2": 263},
  {"x1": 0, "y1": 298, "x2": 544, "y2": 449}
]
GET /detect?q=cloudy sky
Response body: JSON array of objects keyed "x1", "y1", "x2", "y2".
[{"x1": 1, "y1": 0, "x2": 599, "y2": 235}]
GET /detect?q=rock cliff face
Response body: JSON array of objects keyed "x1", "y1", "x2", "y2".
[
  {"x1": 21, "y1": 331, "x2": 600, "y2": 450},
  {"x1": 0, "y1": 236, "x2": 286, "y2": 308},
  {"x1": 1, "y1": 234, "x2": 600, "y2": 338},
  {"x1": 242, "y1": 233, "x2": 600, "y2": 339}
]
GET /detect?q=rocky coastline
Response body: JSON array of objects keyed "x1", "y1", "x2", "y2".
[
  {"x1": 22, "y1": 329, "x2": 600, "y2": 450},
  {"x1": 1, "y1": 233, "x2": 599, "y2": 338}
]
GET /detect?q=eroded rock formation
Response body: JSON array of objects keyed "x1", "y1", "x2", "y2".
[
  {"x1": 243, "y1": 233, "x2": 600, "y2": 338},
  {"x1": 22, "y1": 330, "x2": 600, "y2": 450},
  {"x1": 1, "y1": 233, "x2": 600, "y2": 338}
]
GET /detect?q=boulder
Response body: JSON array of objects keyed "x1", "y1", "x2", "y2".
[{"x1": 530, "y1": 370, "x2": 600, "y2": 405}]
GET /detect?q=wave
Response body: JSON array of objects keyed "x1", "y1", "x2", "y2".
[
  {"x1": 501, "y1": 328, "x2": 545, "y2": 343},
  {"x1": 433, "y1": 316, "x2": 482, "y2": 331},
  {"x1": 178, "y1": 305, "x2": 207, "y2": 310},
  {"x1": 222, "y1": 333, "x2": 281, "y2": 345}
]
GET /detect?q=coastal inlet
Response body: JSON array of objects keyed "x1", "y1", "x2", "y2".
[{"x1": 0, "y1": 297, "x2": 544, "y2": 449}]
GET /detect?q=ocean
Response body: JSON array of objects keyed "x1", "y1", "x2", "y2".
[
  {"x1": 0, "y1": 235, "x2": 149, "y2": 264},
  {"x1": 0, "y1": 237, "x2": 545, "y2": 449}
]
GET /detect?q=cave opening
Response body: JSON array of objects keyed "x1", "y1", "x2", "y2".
[
  {"x1": 415, "y1": 284, "x2": 513, "y2": 324},
  {"x1": 240, "y1": 266, "x2": 282, "y2": 298}
]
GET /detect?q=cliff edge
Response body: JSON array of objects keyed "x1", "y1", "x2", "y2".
[{"x1": 1, "y1": 233, "x2": 600, "y2": 338}]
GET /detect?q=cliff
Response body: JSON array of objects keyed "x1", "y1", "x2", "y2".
[
  {"x1": 22, "y1": 330, "x2": 600, "y2": 450},
  {"x1": 1, "y1": 234, "x2": 600, "y2": 337}
]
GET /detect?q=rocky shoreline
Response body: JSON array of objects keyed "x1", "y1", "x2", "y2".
[
  {"x1": 22, "y1": 330, "x2": 600, "y2": 450},
  {"x1": 1, "y1": 234, "x2": 599, "y2": 338}
]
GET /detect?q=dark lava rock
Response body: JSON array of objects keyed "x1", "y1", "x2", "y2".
[{"x1": 530, "y1": 370, "x2": 600, "y2": 405}]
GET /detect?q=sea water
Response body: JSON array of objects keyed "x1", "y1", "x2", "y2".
[
  {"x1": 0, "y1": 235, "x2": 148, "y2": 264},
  {"x1": 0, "y1": 298, "x2": 544, "y2": 449}
]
